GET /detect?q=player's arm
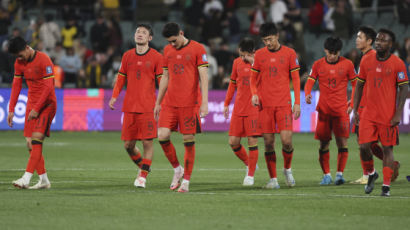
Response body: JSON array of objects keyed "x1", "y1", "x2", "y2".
[
  {"x1": 291, "y1": 68, "x2": 301, "y2": 119},
  {"x1": 7, "y1": 74, "x2": 23, "y2": 127},
  {"x1": 392, "y1": 83, "x2": 409, "y2": 126},
  {"x1": 347, "y1": 78, "x2": 357, "y2": 114},
  {"x1": 250, "y1": 68, "x2": 260, "y2": 106},
  {"x1": 109, "y1": 72, "x2": 126, "y2": 110},
  {"x1": 353, "y1": 79, "x2": 364, "y2": 126},
  {"x1": 224, "y1": 79, "x2": 236, "y2": 119},
  {"x1": 154, "y1": 68, "x2": 169, "y2": 120},
  {"x1": 30, "y1": 76, "x2": 54, "y2": 121},
  {"x1": 304, "y1": 76, "x2": 316, "y2": 104},
  {"x1": 198, "y1": 66, "x2": 209, "y2": 117}
]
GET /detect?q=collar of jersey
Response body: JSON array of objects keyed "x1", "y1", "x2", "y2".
[
  {"x1": 267, "y1": 45, "x2": 281, "y2": 53},
  {"x1": 325, "y1": 57, "x2": 339, "y2": 65},
  {"x1": 135, "y1": 47, "x2": 150, "y2": 56},
  {"x1": 177, "y1": 39, "x2": 190, "y2": 50},
  {"x1": 27, "y1": 50, "x2": 37, "y2": 63}
]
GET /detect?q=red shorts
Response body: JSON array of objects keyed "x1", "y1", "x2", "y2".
[
  {"x1": 315, "y1": 112, "x2": 350, "y2": 141},
  {"x1": 229, "y1": 114, "x2": 261, "y2": 137},
  {"x1": 259, "y1": 106, "x2": 292, "y2": 133},
  {"x1": 358, "y1": 118, "x2": 399, "y2": 146},
  {"x1": 121, "y1": 112, "x2": 157, "y2": 140},
  {"x1": 24, "y1": 104, "x2": 56, "y2": 137},
  {"x1": 158, "y1": 106, "x2": 201, "y2": 134}
]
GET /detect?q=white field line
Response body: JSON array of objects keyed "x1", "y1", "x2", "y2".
[
  {"x1": 1, "y1": 182, "x2": 409, "y2": 199},
  {"x1": 0, "y1": 168, "x2": 325, "y2": 172}
]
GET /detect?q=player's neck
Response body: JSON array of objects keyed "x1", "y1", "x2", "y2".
[
  {"x1": 376, "y1": 51, "x2": 391, "y2": 61},
  {"x1": 268, "y1": 43, "x2": 281, "y2": 52},
  {"x1": 361, "y1": 47, "x2": 372, "y2": 55},
  {"x1": 136, "y1": 44, "x2": 149, "y2": 55},
  {"x1": 27, "y1": 47, "x2": 36, "y2": 62}
]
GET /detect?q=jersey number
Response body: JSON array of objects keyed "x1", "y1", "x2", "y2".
[
  {"x1": 373, "y1": 77, "x2": 382, "y2": 88},
  {"x1": 269, "y1": 67, "x2": 277, "y2": 77}
]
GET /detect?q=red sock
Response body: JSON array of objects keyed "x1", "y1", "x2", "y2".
[
  {"x1": 232, "y1": 145, "x2": 248, "y2": 166},
  {"x1": 248, "y1": 145, "x2": 258, "y2": 177},
  {"x1": 30, "y1": 149, "x2": 46, "y2": 175},
  {"x1": 26, "y1": 140, "x2": 43, "y2": 173},
  {"x1": 183, "y1": 141, "x2": 195, "y2": 180},
  {"x1": 360, "y1": 154, "x2": 368, "y2": 175},
  {"x1": 362, "y1": 159, "x2": 374, "y2": 175},
  {"x1": 382, "y1": 167, "x2": 393, "y2": 186},
  {"x1": 282, "y1": 148, "x2": 293, "y2": 169},
  {"x1": 140, "y1": 159, "x2": 152, "y2": 178},
  {"x1": 264, "y1": 151, "x2": 277, "y2": 178},
  {"x1": 337, "y1": 148, "x2": 348, "y2": 172},
  {"x1": 319, "y1": 149, "x2": 330, "y2": 174},
  {"x1": 129, "y1": 151, "x2": 142, "y2": 168},
  {"x1": 371, "y1": 143, "x2": 383, "y2": 160},
  {"x1": 159, "y1": 140, "x2": 180, "y2": 168}
]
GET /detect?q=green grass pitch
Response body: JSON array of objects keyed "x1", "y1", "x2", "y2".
[{"x1": 1, "y1": 131, "x2": 410, "y2": 230}]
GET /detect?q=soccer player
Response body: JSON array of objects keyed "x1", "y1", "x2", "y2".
[
  {"x1": 351, "y1": 26, "x2": 400, "y2": 184},
  {"x1": 223, "y1": 37, "x2": 259, "y2": 186},
  {"x1": 7, "y1": 36, "x2": 56, "y2": 189},
  {"x1": 250, "y1": 22, "x2": 301, "y2": 189},
  {"x1": 304, "y1": 37, "x2": 357, "y2": 185},
  {"x1": 353, "y1": 29, "x2": 408, "y2": 196},
  {"x1": 109, "y1": 24, "x2": 163, "y2": 188},
  {"x1": 154, "y1": 22, "x2": 209, "y2": 193}
]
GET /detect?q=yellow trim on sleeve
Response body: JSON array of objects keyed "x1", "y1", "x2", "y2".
[
  {"x1": 356, "y1": 77, "x2": 365, "y2": 83},
  {"x1": 43, "y1": 75, "x2": 55, "y2": 79},
  {"x1": 398, "y1": 81, "x2": 409, "y2": 86},
  {"x1": 290, "y1": 67, "x2": 300, "y2": 73},
  {"x1": 198, "y1": 64, "x2": 209, "y2": 68},
  {"x1": 251, "y1": 68, "x2": 260, "y2": 73}
]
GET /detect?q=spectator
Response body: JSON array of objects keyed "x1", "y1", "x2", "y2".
[
  {"x1": 51, "y1": 57, "x2": 64, "y2": 89},
  {"x1": 49, "y1": 42, "x2": 66, "y2": 65},
  {"x1": 397, "y1": 0, "x2": 410, "y2": 26},
  {"x1": 106, "y1": 17, "x2": 123, "y2": 52},
  {"x1": 308, "y1": 0, "x2": 324, "y2": 37},
  {"x1": 59, "y1": 47, "x2": 82, "y2": 87},
  {"x1": 286, "y1": 0, "x2": 303, "y2": 33},
  {"x1": 10, "y1": 27, "x2": 21, "y2": 38},
  {"x1": 102, "y1": 0, "x2": 120, "y2": 21},
  {"x1": 203, "y1": 0, "x2": 223, "y2": 18},
  {"x1": 79, "y1": 56, "x2": 104, "y2": 88},
  {"x1": 280, "y1": 14, "x2": 297, "y2": 46},
  {"x1": 0, "y1": 7, "x2": 11, "y2": 47},
  {"x1": 202, "y1": 8, "x2": 224, "y2": 45},
  {"x1": 61, "y1": 17, "x2": 78, "y2": 49},
  {"x1": 39, "y1": 14, "x2": 61, "y2": 52},
  {"x1": 90, "y1": 14, "x2": 109, "y2": 52},
  {"x1": 345, "y1": 48, "x2": 360, "y2": 70},
  {"x1": 332, "y1": 0, "x2": 352, "y2": 39},
  {"x1": 183, "y1": 0, "x2": 205, "y2": 41},
  {"x1": 223, "y1": 9, "x2": 241, "y2": 43},
  {"x1": 248, "y1": 0, "x2": 266, "y2": 36},
  {"x1": 204, "y1": 45, "x2": 218, "y2": 89},
  {"x1": 269, "y1": 0, "x2": 288, "y2": 25},
  {"x1": 323, "y1": 0, "x2": 336, "y2": 33},
  {"x1": 24, "y1": 19, "x2": 41, "y2": 48},
  {"x1": 0, "y1": 40, "x2": 15, "y2": 84}
]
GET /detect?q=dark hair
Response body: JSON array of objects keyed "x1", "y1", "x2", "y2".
[
  {"x1": 378, "y1": 28, "x2": 395, "y2": 43},
  {"x1": 162, "y1": 22, "x2": 180, "y2": 38},
  {"x1": 137, "y1": 23, "x2": 153, "y2": 36},
  {"x1": 8, "y1": 36, "x2": 27, "y2": 54},
  {"x1": 324, "y1": 36, "x2": 343, "y2": 53},
  {"x1": 259, "y1": 22, "x2": 278, "y2": 37},
  {"x1": 238, "y1": 37, "x2": 255, "y2": 53},
  {"x1": 358, "y1": 26, "x2": 376, "y2": 45}
]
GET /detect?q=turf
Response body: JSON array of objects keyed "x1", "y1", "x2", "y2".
[{"x1": 0, "y1": 131, "x2": 409, "y2": 230}]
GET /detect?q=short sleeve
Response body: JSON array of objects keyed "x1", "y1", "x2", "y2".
[
  {"x1": 289, "y1": 49, "x2": 300, "y2": 72},
  {"x1": 357, "y1": 61, "x2": 367, "y2": 83},
  {"x1": 162, "y1": 46, "x2": 169, "y2": 70},
  {"x1": 347, "y1": 60, "x2": 357, "y2": 80},
  {"x1": 396, "y1": 59, "x2": 409, "y2": 86},
  {"x1": 309, "y1": 61, "x2": 319, "y2": 80},
  {"x1": 13, "y1": 61, "x2": 23, "y2": 78},
  {"x1": 251, "y1": 52, "x2": 260, "y2": 73},
  {"x1": 230, "y1": 59, "x2": 238, "y2": 83},
  {"x1": 118, "y1": 52, "x2": 128, "y2": 77},
  {"x1": 195, "y1": 43, "x2": 209, "y2": 68},
  {"x1": 155, "y1": 52, "x2": 164, "y2": 77},
  {"x1": 41, "y1": 55, "x2": 54, "y2": 78}
]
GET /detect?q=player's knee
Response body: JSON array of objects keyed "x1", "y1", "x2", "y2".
[
  {"x1": 158, "y1": 129, "x2": 171, "y2": 140},
  {"x1": 282, "y1": 143, "x2": 292, "y2": 152},
  {"x1": 264, "y1": 143, "x2": 274, "y2": 151},
  {"x1": 124, "y1": 142, "x2": 134, "y2": 152},
  {"x1": 228, "y1": 139, "x2": 240, "y2": 147}
]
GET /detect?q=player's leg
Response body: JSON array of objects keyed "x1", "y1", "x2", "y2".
[
  {"x1": 334, "y1": 136, "x2": 348, "y2": 185},
  {"x1": 244, "y1": 136, "x2": 258, "y2": 184},
  {"x1": 352, "y1": 124, "x2": 369, "y2": 184},
  {"x1": 280, "y1": 130, "x2": 295, "y2": 187},
  {"x1": 134, "y1": 139, "x2": 154, "y2": 188},
  {"x1": 379, "y1": 125, "x2": 399, "y2": 196},
  {"x1": 124, "y1": 140, "x2": 143, "y2": 168},
  {"x1": 319, "y1": 140, "x2": 332, "y2": 185},
  {"x1": 263, "y1": 133, "x2": 279, "y2": 189},
  {"x1": 229, "y1": 136, "x2": 248, "y2": 166},
  {"x1": 177, "y1": 134, "x2": 196, "y2": 193}
]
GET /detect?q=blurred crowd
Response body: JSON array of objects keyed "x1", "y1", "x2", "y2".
[{"x1": 0, "y1": 0, "x2": 410, "y2": 89}]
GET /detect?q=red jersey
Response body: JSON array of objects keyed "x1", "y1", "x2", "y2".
[
  {"x1": 162, "y1": 40, "x2": 209, "y2": 107},
  {"x1": 224, "y1": 57, "x2": 258, "y2": 116},
  {"x1": 112, "y1": 48, "x2": 163, "y2": 113},
  {"x1": 358, "y1": 53, "x2": 409, "y2": 125},
  {"x1": 9, "y1": 51, "x2": 56, "y2": 113},
  {"x1": 251, "y1": 45, "x2": 300, "y2": 107},
  {"x1": 309, "y1": 56, "x2": 356, "y2": 116},
  {"x1": 357, "y1": 49, "x2": 376, "y2": 115}
]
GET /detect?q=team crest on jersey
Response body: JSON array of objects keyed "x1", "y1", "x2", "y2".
[
  {"x1": 386, "y1": 68, "x2": 392, "y2": 75},
  {"x1": 279, "y1": 57, "x2": 285, "y2": 64},
  {"x1": 185, "y1": 54, "x2": 191, "y2": 61},
  {"x1": 338, "y1": 68, "x2": 344, "y2": 76},
  {"x1": 145, "y1": 61, "x2": 151, "y2": 68},
  {"x1": 46, "y1": 66, "x2": 53, "y2": 74},
  {"x1": 398, "y1": 72, "x2": 405, "y2": 80},
  {"x1": 202, "y1": 54, "x2": 207, "y2": 62}
]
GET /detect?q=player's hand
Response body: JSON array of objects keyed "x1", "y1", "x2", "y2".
[
  {"x1": 251, "y1": 95, "x2": 259, "y2": 106},
  {"x1": 7, "y1": 112, "x2": 14, "y2": 127},
  {"x1": 353, "y1": 111, "x2": 360, "y2": 126},
  {"x1": 154, "y1": 104, "x2": 161, "y2": 121},
  {"x1": 109, "y1": 97, "x2": 117, "y2": 110},
  {"x1": 27, "y1": 109, "x2": 39, "y2": 121},
  {"x1": 200, "y1": 102, "x2": 208, "y2": 117},
  {"x1": 223, "y1": 106, "x2": 229, "y2": 119},
  {"x1": 293, "y1": 104, "x2": 301, "y2": 120},
  {"x1": 347, "y1": 106, "x2": 353, "y2": 115},
  {"x1": 391, "y1": 112, "x2": 401, "y2": 127},
  {"x1": 305, "y1": 94, "x2": 312, "y2": 104}
]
